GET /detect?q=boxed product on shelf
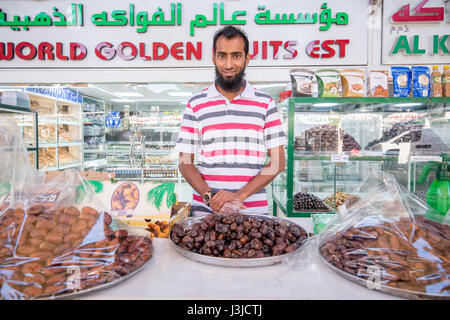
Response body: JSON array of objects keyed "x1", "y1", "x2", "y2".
[
  {"x1": 368, "y1": 70, "x2": 389, "y2": 97},
  {"x1": 340, "y1": 68, "x2": 365, "y2": 97},
  {"x1": 392, "y1": 66, "x2": 412, "y2": 97},
  {"x1": 290, "y1": 68, "x2": 315, "y2": 97},
  {"x1": 315, "y1": 69, "x2": 341, "y2": 97},
  {"x1": 412, "y1": 66, "x2": 431, "y2": 97}
]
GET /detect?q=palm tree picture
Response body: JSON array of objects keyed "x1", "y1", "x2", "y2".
[
  {"x1": 146, "y1": 182, "x2": 177, "y2": 211},
  {"x1": 75, "y1": 180, "x2": 105, "y2": 203},
  {"x1": 0, "y1": 183, "x2": 10, "y2": 199}
]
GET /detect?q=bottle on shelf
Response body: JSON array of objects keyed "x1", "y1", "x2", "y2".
[
  {"x1": 443, "y1": 65, "x2": 450, "y2": 97},
  {"x1": 431, "y1": 66, "x2": 442, "y2": 97}
]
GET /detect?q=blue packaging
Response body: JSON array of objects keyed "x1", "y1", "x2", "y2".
[
  {"x1": 412, "y1": 66, "x2": 430, "y2": 97},
  {"x1": 391, "y1": 66, "x2": 412, "y2": 97}
]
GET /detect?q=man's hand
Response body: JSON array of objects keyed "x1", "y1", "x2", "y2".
[{"x1": 210, "y1": 190, "x2": 247, "y2": 213}]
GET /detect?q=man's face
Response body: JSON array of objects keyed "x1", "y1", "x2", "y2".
[{"x1": 213, "y1": 35, "x2": 250, "y2": 92}]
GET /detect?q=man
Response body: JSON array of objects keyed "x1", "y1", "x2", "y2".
[{"x1": 176, "y1": 26, "x2": 286, "y2": 216}]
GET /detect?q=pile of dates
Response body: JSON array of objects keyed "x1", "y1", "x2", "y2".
[
  {"x1": 295, "y1": 125, "x2": 361, "y2": 152},
  {"x1": 293, "y1": 192, "x2": 331, "y2": 211},
  {"x1": 365, "y1": 121, "x2": 423, "y2": 150},
  {"x1": 0, "y1": 204, "x2": 153, "y2": 299},
  {"x1": 171, "y1": 213, "x2": 308, "y2": 258},
  {"x1": 320, "y1": 215, "x2": 450, "y2": 295}
]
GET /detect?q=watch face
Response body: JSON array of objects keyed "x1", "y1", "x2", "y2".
[{"x1": 203, "y1": 192, "x2": 211, "y2": 204}]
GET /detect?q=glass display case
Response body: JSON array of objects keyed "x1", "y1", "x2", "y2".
[
  {"x1": 273, "y1": 97, "x2": 450, "y2": 217},
  {"x1": 27, "y1": 92, "x2": 82, "y2": 171},
  {"x1": 0, "y1": 103, "x2": 39, "y2": 169},
  {"x1": 82, "y1": 95, "x2": 106, "y2": 169},
  {"x1": 104, "y1": 104, "x2": 182, "y2": 182}
]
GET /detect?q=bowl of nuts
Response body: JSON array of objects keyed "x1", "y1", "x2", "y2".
[{"x1": 169, "y1": 213, "x2": 309, "y2": 267}]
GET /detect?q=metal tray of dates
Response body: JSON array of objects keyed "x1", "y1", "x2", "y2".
[
  {"x1": 47, "y1": 221, "x2": 153, "y2": 300},
  {"x1": 169, "y1": 214, "x2": 309, "y2": 268},
  {"x1": 318, "y1": 252, "x2": 449, "y2": 300},
  {"x1": 46, "y1": 266, "x2": 146, "y2": 300}
]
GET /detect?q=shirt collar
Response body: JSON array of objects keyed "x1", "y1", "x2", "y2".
[{"x1": 206, "y1": 80, "x2": 256, "y2": 99}]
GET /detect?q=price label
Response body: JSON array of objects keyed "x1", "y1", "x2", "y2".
[
  {"x1": 331, "y1": 155, "x2": 349, "y2": 163},
  {"x1": 410, "y1": 156, "x2": 442, "y2": 163}
]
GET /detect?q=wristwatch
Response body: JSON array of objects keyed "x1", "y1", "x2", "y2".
[{"x1": 202, "y1": 191, "x2": 215, "y2": 207}]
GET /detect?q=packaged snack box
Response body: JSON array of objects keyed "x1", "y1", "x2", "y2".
[
  {"x1": 340, "y1": 68, "x2": 365, "y2": 97},
  {"x1": 290, "y1": 68, "x2": 315, "y2": 97},
  {"x1": 391, "y1": 66, "x2": 412, "y2": 97},
  {"x1": 368, "y1": 70, "x2": 389, "y2": 97},
  {"x1": 412, "y1": 66, "x2": 430, "y2": 97},
  {"x1": 315, "y1": 69, "x2": 340, "y2": 97}
]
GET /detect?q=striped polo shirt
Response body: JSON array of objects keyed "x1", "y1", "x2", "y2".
[{"x1": 176, "y1": 81, "x2": 287, "y2": 216}]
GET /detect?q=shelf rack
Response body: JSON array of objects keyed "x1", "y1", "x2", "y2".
[{"x1": 273, "y1": 97, "x2": 450, "y2": 218}]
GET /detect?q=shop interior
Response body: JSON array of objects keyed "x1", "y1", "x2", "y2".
[{"x1": 0, "y1": 81, "x2": 288, "y2": 205}]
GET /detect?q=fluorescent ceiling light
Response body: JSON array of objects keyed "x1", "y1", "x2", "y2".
[
  {"x1": 145, "y1": 84, "x2": 180, "y2": 94},
  {"x1": 313, "y1": 103, "x2": 338, "y2": 107},
  {"x1": 115, "y1": 92, "x2": 143, "y2": 97},
  {"x1": 167, "y1": 91, "x2": 193, "y2": 97},
  {"x1": 0, "y1": 89, "x2": 23, "y2": 92},
  {"x1": 88, "y1": 84, "x2": 125, "y2": 99},
  {"x1": 111, "y1": 98, "x2": 134, "y2": 102},
  {"x1": 393, "y1": 103, "x2": 422, "y2": 107}
]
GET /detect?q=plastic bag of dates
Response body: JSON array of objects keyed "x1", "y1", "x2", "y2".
[
  {"x1": 0, "y1": 171, "x2": 154, "y2": 300},
  {"x1": 317, "y1": 171, "x2": 450, "y2": 299},
  {"x1": 0, "y1": 123, "x2": 153, "y2": 300}
]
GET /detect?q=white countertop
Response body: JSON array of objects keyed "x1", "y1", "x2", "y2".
[{"x1": 79, "y1": 218, "x2": 401, "y2": 300}]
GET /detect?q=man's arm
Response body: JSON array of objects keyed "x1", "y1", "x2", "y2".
[
  {"x1": 209, "y1": 145, "x2": 285, "y2": 213},
  {"x1": 178, "y1": 152, "x2": 211, "y2": 197}
]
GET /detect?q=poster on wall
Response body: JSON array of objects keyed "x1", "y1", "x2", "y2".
[
  {"x1": 0, "y1": 0, "x2": 368, "y2": 68},
  {"x1": 382, "y1": 0, "x2": 450, "y2": 65}
]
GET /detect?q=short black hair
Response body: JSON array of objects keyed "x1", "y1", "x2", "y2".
[{"x1": 213, "y1": 26, "x2": 249, "y2": 56}]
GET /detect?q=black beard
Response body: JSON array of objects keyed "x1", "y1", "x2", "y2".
[{"x1": 215, "y1": 67, "x2": 246, "y2": 92}]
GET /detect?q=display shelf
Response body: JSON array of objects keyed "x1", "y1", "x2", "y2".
[
  {"x1": 81, "y1": 95, "x2": 106, "y2": 169},
  {"x1": 58, "y1": 161, "x2": 82, "y2": 170},
  {"x1": 26, "y1": 92, "x2": 84, "y2": 171},
  {"x1": 40, "y1": 141, "x2": 82, "y2": 148},
  {"x1": 103, "y1": 107, "x2": 184, "y2": 183},
  {"x1": 273, "y1": 97, "x2": 450, "y2": 218},
  {"x1": 278, "y1": 97, "x2": 450, "y2": 109},
  {"x1": 293, "y1": 153, "x2": 399, "y2": 162},
  {"x1": 0, "y1": 103, "x2": 39, "y2": 169}
]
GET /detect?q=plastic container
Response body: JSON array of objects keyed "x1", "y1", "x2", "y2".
[
  {"x1": 417, "y1": 154, "x2": 450, "y2": 216},
  {"x1": 443, "y1": 65, "x2": 450, "y2": 97},
  {"x1": 431, "y1": 66, "x2": 442, "y2": 97}
]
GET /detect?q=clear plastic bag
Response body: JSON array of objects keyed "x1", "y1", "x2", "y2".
[
  {"x1": 217, "y1": 201, "x2": 245, "y2": 215},
  {"x1": 316, "y1": 171, "x2": 450, "y2": 297},
  {"x1": 0, "y1": 121, "x2": 153, "y2": 300},
  {"x1": 0, "y1": 118, "x2": 38, "y2": 206}
]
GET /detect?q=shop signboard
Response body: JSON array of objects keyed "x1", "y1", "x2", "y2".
[
  {"x1": 382, "y1": 0, "x2": 450, "y2": 65},
  {"x1": 0, "y1": 0, "x2": 368, "y2": 68}
]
